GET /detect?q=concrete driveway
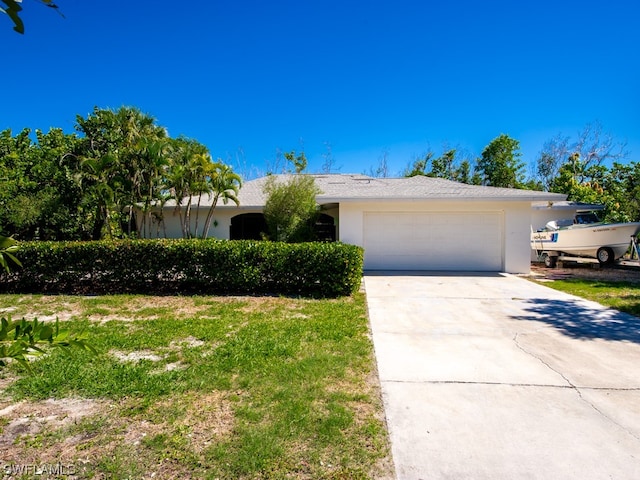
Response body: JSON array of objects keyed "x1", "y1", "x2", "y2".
[{"x1": 365, "y1": 272, "x2": 640, "y2": 480}]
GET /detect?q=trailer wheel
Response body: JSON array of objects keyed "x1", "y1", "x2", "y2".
[
  {"x1": 597, "y1": 247, "x2": 615, "y2": 266},
  {"x1": 543, "y1": 254, "x2": 557, "y2": 268}
]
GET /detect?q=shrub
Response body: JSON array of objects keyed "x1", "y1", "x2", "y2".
[
  {"x1": 0, "y1": 239, "x2": 363, "y2": 297},
  {"x1": 262, "y1": 175, "x2": 321, "y2": 242}
]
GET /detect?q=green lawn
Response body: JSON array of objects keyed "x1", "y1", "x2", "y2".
[
  {"x1": 533, "y1": 278, "x2": 640, "y2": 317},
  {"x1": 0, "y1": 293, "x2": 392, "y2": 479}
]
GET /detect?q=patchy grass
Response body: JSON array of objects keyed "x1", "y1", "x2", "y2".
[
  {"x1": 533, "y1": 278, "x2": 640, "y2": 317},
  {"x1": 0, "y1": 294, "x2": 393, "y2": 479}
]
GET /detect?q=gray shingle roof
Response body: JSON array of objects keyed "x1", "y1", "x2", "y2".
[{"x1": 168, "y1": 174, "x2": 565, "y2": 208}]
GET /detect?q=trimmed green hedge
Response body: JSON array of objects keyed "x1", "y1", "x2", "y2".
[{"x1": 0, "y1": 240, "x2": 363, "y2": 297}]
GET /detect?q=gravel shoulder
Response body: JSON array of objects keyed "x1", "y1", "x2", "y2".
[{"x1": 527, "y1": 261, "x2": 640, "y2": 284}]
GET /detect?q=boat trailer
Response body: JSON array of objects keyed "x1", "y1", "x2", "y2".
[{"x1": 535, "y1": 235, "x2": 640, "y2": 268}]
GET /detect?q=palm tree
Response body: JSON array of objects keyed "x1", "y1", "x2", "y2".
[
  {"x1": 164, "y1": 137, "x2": 214, "y2": 238},
  {"x1": 76, "y1": 106, "x2": 168, "y2": 239},
  {"x1": 78, "y1": 154, "x2": 120, "y2": 240},
  {"x1": 135, "y1": 137, "x2": 170, "y2": 238},
  {"x1": 191, "y1": 152, "x2": 215, "y2": 237},
  {"x1": 201, "y1": 163, "x2": 242, "y2": 239},
  {"x1": 165, "y1": 160, "x2": 190, "y2": 238}
]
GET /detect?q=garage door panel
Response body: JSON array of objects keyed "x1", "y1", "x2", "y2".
[{"x1": 363, "y1": 212, "x2": 503, "y2": 271}]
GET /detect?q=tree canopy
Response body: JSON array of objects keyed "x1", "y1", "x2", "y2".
[
  {"x1": 404, "y1": 149, "x2": 477, "y2": 184},
  {"x1": 535, "y1": 123, "x2": 635, "y2": 221},
  {"x1": 400, "y1": 125, "x2": 638, "y2": 222},
  {"x1": 476, "y1": 134, "x2": 525, "y2": 188},
  {"x1": 0, "y1": 106, "x2": 240, "y2": 240}
]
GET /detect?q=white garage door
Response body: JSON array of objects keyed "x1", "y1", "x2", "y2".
[{"x1": 363, "y1": 212, "x2": 503, "y2": 271}]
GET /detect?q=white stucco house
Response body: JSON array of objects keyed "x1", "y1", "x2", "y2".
[{"x1": 136, "y1": 174, "x2": 566, "y2": 274}]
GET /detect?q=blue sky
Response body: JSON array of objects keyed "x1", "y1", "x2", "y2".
[{"x1": 3, "y1": 1, "x2": 639, "y2": 179}]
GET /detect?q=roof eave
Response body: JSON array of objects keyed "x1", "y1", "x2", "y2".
[{"x1": 318, "y1": 194, "x2": 566, "y2": 203}]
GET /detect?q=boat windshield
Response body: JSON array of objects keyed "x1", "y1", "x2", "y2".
[{"x1": 574, "y1": 212, "x2": 601, "y2": 224}]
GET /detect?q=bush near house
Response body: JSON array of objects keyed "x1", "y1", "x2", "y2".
[{"x1": 0, "y1": 239, "x2": 363, "y2": 297}]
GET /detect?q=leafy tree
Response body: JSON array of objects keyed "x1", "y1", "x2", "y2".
[
  {"x1": 459, "y1": 159, "x2": 481, "y2": 185},
  {"x1": 1, "y1": 0, "x2": 62, "y2": 34},
  {"x1": 550, "y1": 158, "x2": 605, "y2": 204},
  {"x1": 476, "y1": 134, "x2": 525, "y2": 188},
  {"x1": 0, "y1": 106, "x2": 239, "y2": 241},
  {"x1": 0, "y1": 128, "x2": 85, "y2": 240},
  {"x1": 33, "y1": 128, "x2": 86, "y2": 239},
  {"x1": 604, "y1": 161, "x2": 640, "y2": 222},
  {"x1": 430, "y1": 149, "x2": 458, "y2": 180},
  {"x1": 404, "y1": 152, "x2": 433, "y2": 177},
  {"x1": 535, "y1": 122, "x2": 627, "y2": 189},
  {"x1": 284, "y1": 150, "x2": 308, "y2": 173},
  {"x1": 548, "y1": 155, "x2": 640, "y2": 223},
  {"x1": 535, "y1": 122, "x2": 637, "y2": 222},
  {"x1": 263, "y1": 175, "x2": 321, "y2": 242},
  {"x1": 404, "y1": 149, "x2": 479, "y2": 184},
  {"x1": 0, "y1": 128, "x2": 37, "y2": 237},
  {"x1": 75, "y1": 106, "x2": 167, "y2": 239}
]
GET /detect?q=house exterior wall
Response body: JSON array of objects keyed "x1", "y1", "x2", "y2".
[
  {"x1": 504, "y1": 203, "x2": 537, "y2": 273},
  {"x1": 339, "y1": 200, "x2": 533, "y2": 274},
  {"x1": 141, "y1": 205, "x2": 340, "y2": 241},
  {"x1": 137, "y1": 207, "x2": 247, "y2": 239},
  {"x1": 139, "y1": 200, "x2": 534, "y2": 273}
]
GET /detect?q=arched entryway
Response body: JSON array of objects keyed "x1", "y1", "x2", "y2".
[
  {"x1": 230, "y1": 212, "x2": 336, "y2": 241},
  {"x1": 230, "y1": 213, "x2": 268, "y2": 240},
  {"x1": 314, "y1": 213, "x2": 336, "y2": 241}
]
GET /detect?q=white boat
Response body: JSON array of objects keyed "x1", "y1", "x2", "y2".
[{"x1": 531, "y1": 211, "x2": 640, "y2": 266}]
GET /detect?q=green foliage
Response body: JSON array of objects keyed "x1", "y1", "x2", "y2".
[
  {"x1": 404, "y1": 149, "x2": 478, "y2": 184},
  {"x1": 404, "y1": 152, "x2": 432, "y2": 177},
  {"x1": 429, "y1": 149, "x2": 457, "y2": 180},
  {"x1": 0, "y1": 239, "x2": 363, "y2": 297},
  {"x1": 0, "y1": 128, "x2": 85, "y2": 240},
  {"x1": 0, "y1": 316, "x2": 95, "y2": 371},
  {"x1": 200, "y1": 163, "x2": 242, "y2": 239},
  {"x1": 75, "y1": 106, "x2": 170, "y2": 240},
  {"x1": 284, "y1": 150, "x2": 308, "y2": 173},
  {"x1": 263, "y1": 175, "x2": 321, "y2": 242},
  {"x1": 606, "y1": 162, "x2": 640, "y2": 222},
  {"x1": 0, "y1": 235, "x2": 22, "y2": 273},
  {"x1": 549, "y1": 153, "x2": 640, "y2": 222},
  {"x1": 0, "y1": 108, "x2": 240, "y2": 241},
  {"x1": 476, "y1": 134, "x2": 525, "y2": 188},
  {"x1": 534, "y1": 123, "x2": 632, "y2": 218},
  {"x1": 163, "y1": 136, "x2": 214, "y2": 239},
  {"x1": 1, "y1": 0, "x2": 61, "y2": 34}
]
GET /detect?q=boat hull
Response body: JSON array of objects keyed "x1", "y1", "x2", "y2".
[{"x1": 531, "y1": 223, "x2": 640, "y2": 260}]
